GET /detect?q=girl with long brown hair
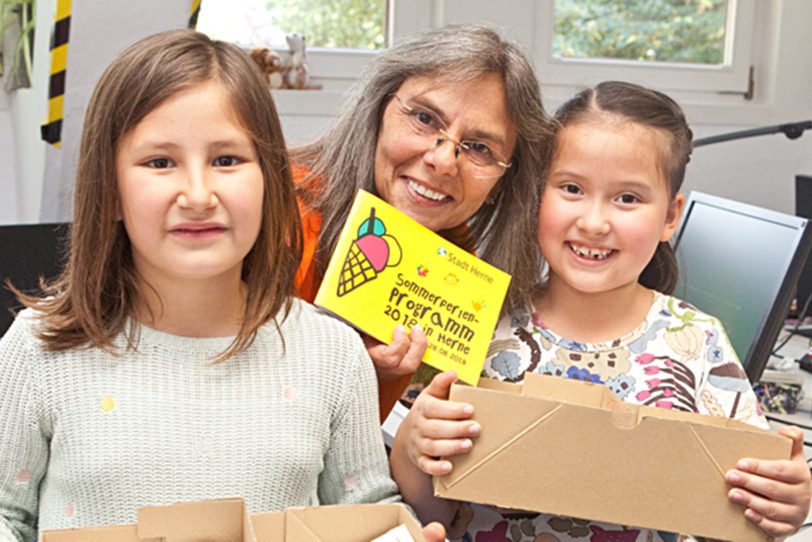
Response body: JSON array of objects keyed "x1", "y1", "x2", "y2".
[{"x1": 0, "y1": 29, "x2": 444, "y2": 541}]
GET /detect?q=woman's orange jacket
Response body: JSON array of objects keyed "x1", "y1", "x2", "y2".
[{"x1": 293, "y1": 165, "x2": 410, "y2": 424}]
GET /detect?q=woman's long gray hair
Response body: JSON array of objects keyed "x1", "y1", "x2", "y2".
[{"x1": 292, "y1": 23, "x2": 554, "y2": 313}]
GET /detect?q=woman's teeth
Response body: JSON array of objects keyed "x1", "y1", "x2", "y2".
[
  {"x1": 408, "y1": 179, "x2": 446, "y2": 201},
  {"x1": 570, "y1": 242, "x2": 612, "y2": 260}
]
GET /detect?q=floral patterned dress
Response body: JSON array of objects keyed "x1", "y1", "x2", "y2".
[{"x1": 447, "y1": 291, "x2": 766, "y2": 542}]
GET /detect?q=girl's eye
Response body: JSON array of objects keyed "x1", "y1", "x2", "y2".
[
  {"x1": 619, "y1": 194, "x2": 640, "y2": 204},
  {"x1": 562, "y1": 183, "x2": 581, "y2": 195},
  {"x1": 213, "y1": 156, "x2": 241, "y2": 167},
  {"x1": 146, "y1": 158, "x2": 173, "y2": 169}
]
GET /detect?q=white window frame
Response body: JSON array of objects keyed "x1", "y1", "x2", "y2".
[
  {"x1": 256, "y1": 0, "x2": 435, "y2": 81},
  {"x1": 534, "y1": 0, "x2": 756, "y2": 96},
  {"x1": 263, "y1": 0, "x2": 435, "y2": 116}
]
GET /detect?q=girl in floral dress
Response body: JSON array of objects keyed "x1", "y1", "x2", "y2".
[{"x1": 391, "y1": 81, "x2": 811, "y2": 542}]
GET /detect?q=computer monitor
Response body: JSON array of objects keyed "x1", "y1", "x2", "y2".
[
  {"x1": 795, "y1": 175, "x2": 812, "y2": 335},
  {"x1": 672, "y1": 192, "x2": 812, "y2": 383},
  {"x1": 0, "y1": 223, "x2": 69, "y2": 337}
]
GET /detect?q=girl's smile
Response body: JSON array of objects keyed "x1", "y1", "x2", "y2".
[{"x1": 567, "y1": 241, "x2": 615, "y2": 262}]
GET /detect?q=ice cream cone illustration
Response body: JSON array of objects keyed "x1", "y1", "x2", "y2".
[{"x1": 337, "y1": 207, "x2": 402, "y2": 296}]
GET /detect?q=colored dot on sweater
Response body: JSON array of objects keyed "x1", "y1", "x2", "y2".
[
  {"x1": 197, "y1": 438, "x2": 212, "y2": 455},
  {"x1": 343, "y1": 474, "x2": 358, "y2": 488},
  {"x1": 283, "y1": 386, "x2": 296, "y2": 401},
  {"x1": 65, "y1": 502, "x2": 75, "y2": 518},
  {"x1": 15, "y1": 469, "x2": 31, "y2": 483},
  {"x1": 101, "y1": 396, "x2": 116, "y2": 412}
]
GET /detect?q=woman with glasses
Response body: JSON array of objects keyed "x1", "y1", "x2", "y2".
[{"x1": 291, "y1": 23, "x2": 555, "y2": 420}]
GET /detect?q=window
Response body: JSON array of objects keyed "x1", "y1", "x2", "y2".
[
  {"x1": 197, "y1": 0, "x2": 388, "y2": 51},
  {"x1": 553, "y1": 0, "x2": 728, "y2": 65},
  {"x1": 195, "y1": 0, "x2": 433, "y2": 123},
  {"x1": 196, "y1": 0, "x2": 434, "y2": 86},
  {"x1": 196, "y1": 0, "x2": 413, "y2": 83},
  {"x1": 536, "y1": 0, "x2": 756, "y2": 95}
]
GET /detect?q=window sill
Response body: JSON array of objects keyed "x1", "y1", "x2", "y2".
[{"x1": 271, "y1": 88, "x2": 346, "y2": 116}]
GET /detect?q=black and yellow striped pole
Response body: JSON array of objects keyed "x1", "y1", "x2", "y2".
[
  {"x1": 40, "y1": 0, "x2": 71, "y2": 147},
  {"x1": 189, "y1": 0, "x2": 202, "y2": 29}
]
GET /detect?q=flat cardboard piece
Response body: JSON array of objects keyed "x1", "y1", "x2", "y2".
[
  {"x1": 252, "y1": 503, "x2": 424, "y2": 542},
  {"x1": 435, "y1": 373, "x2": 790, "y2": 542},
  {"x1": 42, "y1": 498, "x2": 256, "y2": 542},
  {"x1": 249, "y1": 513, "x2": 286, "y2": 542},
  {"x1": 41, "y1": 525, "x2": 141, "y2": 542},
  {"x1": 138, "y1": 498, "x2": 253, "y2": 542},
  {"x1": 314, "y1": 190, "x2": 511, "y2": 384},
  {"x1": 42, "y1": 500, "x2": 422, "y2": 542}
]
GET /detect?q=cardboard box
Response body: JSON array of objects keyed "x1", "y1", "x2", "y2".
[
  {"x1": 253, "y1": 503, "x2": 425, "y2": 541},
  {"x1": 41, "y1": 499, "x2": 424, "y2": 542},
  {"x1": 434, "y1": 374, "x2": 792, "y2": 542},
  {"x1": 42, "y1": 498, "x2": 256, "y2": 542}
]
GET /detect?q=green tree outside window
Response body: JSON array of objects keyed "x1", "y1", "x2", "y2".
[
  {"x1": 264, "y1": 0, "x2": 387, "y2": 50},
  {"x1": 554, "y1": 0, "x2": 727, "y2": 65}
]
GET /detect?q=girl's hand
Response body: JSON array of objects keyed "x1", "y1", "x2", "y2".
[
  {"x1": 725, "y1": 426, "x2": 812, "y2": 539},
  {"x1": 364, "y1": 325, "x2": 427, "y2": 383},
  {"x1": 422, "y1": 521, "x2": 446, "y2": 541},
  {"x1": 402, "y1": 370, "x2": 480, "y2": 476}
]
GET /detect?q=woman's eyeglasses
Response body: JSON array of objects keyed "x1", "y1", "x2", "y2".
[{"x1": 393, "y1": 94, "x2": 512, "y2": 179}]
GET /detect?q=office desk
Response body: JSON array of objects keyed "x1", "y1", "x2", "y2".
[
  {"x1": 763, "y1": 331, "x2": 812, "y2": 460},
  {"x1": 751, "y1": 330, "x2": 812, "y2": 542}
]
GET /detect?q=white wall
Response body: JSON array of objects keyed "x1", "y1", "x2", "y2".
[
  {"x1": 0, "y1": 0, "x2": 55, "y2": 225},
  {"x1": 8, "y1": 0, "x2": 51, "y2": 225},
  {"x1": 0, "y1": 17, "x2": 22, "y2": 224},
  {"x1": 0, "y1": 110, "x2": 16, "y2": 223},
  {"x1": 1, "y1": 0, "x2": 810, "y2": 224}
]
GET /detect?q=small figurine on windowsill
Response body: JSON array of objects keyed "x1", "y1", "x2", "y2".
[
  {"x1": 249, "y1": 34, "x2": 322, "y2": 91},
  {"x1": 284, "y1": 33, "x2": 322, "y2": 90},
  {"x1": 249, "y1": 47, "x2": 286, "y2": 89}
]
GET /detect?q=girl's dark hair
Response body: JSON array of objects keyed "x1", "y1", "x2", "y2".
[{"x1": 553, "y1": 80, "x2": 693, "y2": 294}]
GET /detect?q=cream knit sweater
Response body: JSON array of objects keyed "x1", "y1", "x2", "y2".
[{"x1": 0, "y1": 300, "x2": 398, "y2": 541}]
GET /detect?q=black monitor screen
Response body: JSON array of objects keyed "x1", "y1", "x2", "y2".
[
  {"x1": 673, "y1": 192, "x2": 812, "y2": 383},
  {"x1": 796, "y1": 175, "x2": 812, "y2": 330},
  {"x1": 0, "y1": 223, "x2": 69, "y2": 337}
]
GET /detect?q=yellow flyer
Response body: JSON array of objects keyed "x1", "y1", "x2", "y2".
[{"x1": 314, "y1": 190, "x2": 511, "y2": 385}]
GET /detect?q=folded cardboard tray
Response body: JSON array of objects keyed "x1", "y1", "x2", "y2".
[
  {"x1": 253, "y1": 502, "x2": 424, "y2": 542},
  {"x1": 41, "y1": 498, "x2": 425, "y2": 542},
  {"x1": 433, "y1": 373, "x2": 791, "y2": 542}
]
